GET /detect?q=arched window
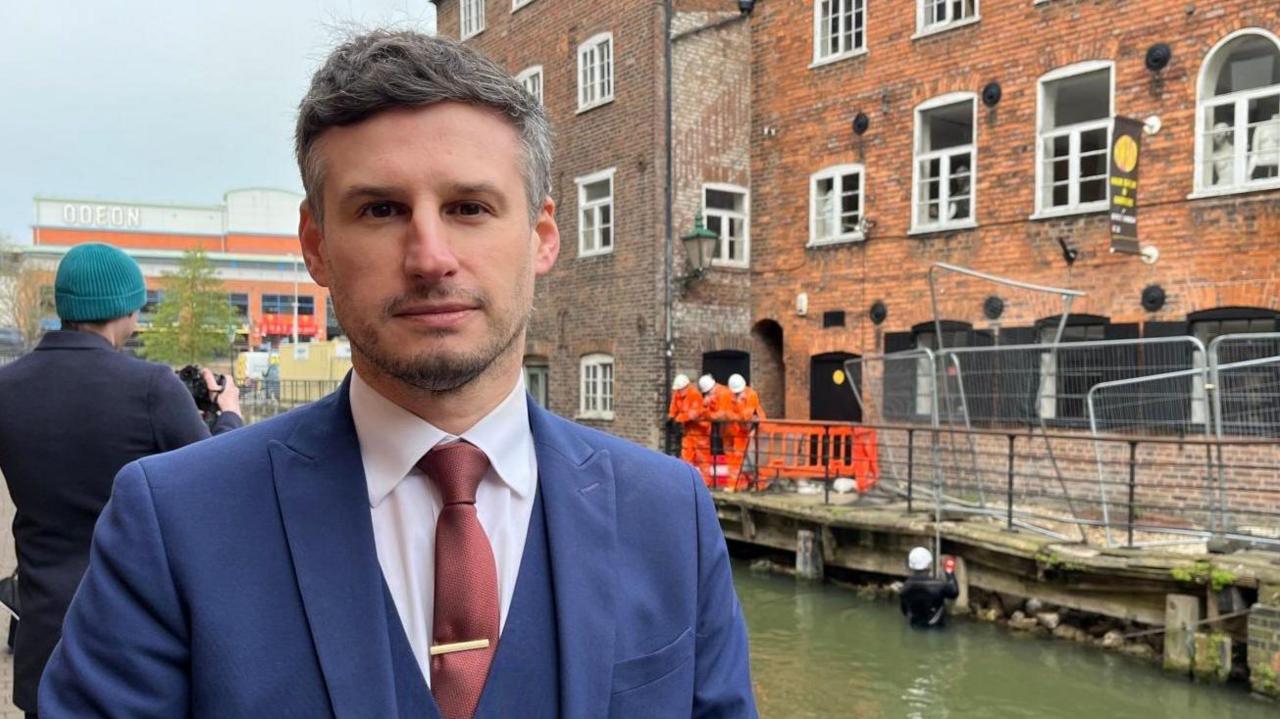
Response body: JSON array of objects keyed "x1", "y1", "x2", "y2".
[
  {"x1": 1196, "y1": 30, "x2": 1280, "y2": 192},
  {"x1": 911, "y1": 320, "x2": 981, "y2": 419},
  {"x1": 1188, "y1": 307, "x2": 1280, "y2": 428}
]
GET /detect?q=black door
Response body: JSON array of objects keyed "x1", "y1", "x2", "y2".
[
  {"x1": 701, "y1": 350, "x2": 750, "y2": 385},
  {"x1": 810, "y1": 352, "x2": 861, "y2": 422}
]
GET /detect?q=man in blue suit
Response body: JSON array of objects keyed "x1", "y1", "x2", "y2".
[{"x1": 39, "y1": 29, "x2": 755, "y2": 719}]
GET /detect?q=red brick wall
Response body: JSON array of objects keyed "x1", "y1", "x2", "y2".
[
  {"x1": 440, "y1": 0, "x2": 669, "y2": 445},
  {"x1": 671, "y1": 9, "x2": 755, "y2": 413},
  {"x1": 749, "y1": 0, "x2": 1280, "y2": 419}
]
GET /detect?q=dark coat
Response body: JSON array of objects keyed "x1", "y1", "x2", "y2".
[
  {"x1": 900, "y1": 571, "x2": 960, "y2": 628},
  {"x1": 0, "y1": 330, "x2": 241, "y2": 712}
]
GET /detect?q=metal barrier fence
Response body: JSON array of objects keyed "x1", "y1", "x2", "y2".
[
  {"x1": 1211, "y1": 333, "x2": 1280, "y2": 438},
  {"x1": 840, "y1": 332, "x2": 1280, "y2": 548},
  {"x1": 665, "y1": 418, "x2": 1280, "y2": 551},
  {"x1": 1085, "y1": 344, "x2": 1280, "y2": 544},
  {"x1": 239, "y1": 379, "x2": 342, "y2": 423}
]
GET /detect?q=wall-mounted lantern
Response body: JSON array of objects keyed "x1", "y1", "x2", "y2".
[{"x1": 679, "y1": 211, "x2": 719, "y2": 294}]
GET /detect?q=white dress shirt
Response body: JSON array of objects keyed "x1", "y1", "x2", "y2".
[{"x1": 350, "y1": 370, "x2": 538, "y2": 686}]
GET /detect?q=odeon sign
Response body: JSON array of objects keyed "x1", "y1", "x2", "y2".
[{"x1": 59, "y1": 203, "x2": 143, "y2": 229}]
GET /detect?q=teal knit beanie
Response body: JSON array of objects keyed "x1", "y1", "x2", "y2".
[{"x1": 54, "y1": 243, "x2": 147, "y2": 322}]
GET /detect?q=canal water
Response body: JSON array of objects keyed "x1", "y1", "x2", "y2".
[{"x1": 735, "y1": 561, "x2": 1275, "y2": 718}]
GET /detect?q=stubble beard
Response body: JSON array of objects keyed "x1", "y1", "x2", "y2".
[{"x1": 344, "y1": 285, "x2": 530, "y2": 395}]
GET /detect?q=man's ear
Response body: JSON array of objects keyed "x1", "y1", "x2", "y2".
[
  {"x1": 298, "y1": 199, "x2": 330, "y2": 287},
  {"x1": 532, "y1": 196, "x2": 560, "y2": 276}
]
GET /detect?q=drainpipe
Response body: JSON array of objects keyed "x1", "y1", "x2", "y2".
[{"x1": 662, "y1": 0, "x2": 675, "y2": 430}]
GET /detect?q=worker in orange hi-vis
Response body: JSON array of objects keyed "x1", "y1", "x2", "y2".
[
  {"x1": 697, "y1": 374, "x2": 735, "y2": 489},
  {"x1": 725, "y1": 373, "x2": 766, "y2": 490},
  {"x1": 667, "y1": 374, "x2": 703, "y2": 465},
  {"x1": 684, "y1": 375, "x2": 715, "y2": 486}
]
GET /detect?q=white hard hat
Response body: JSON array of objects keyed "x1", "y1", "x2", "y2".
[
  {"x1": 697, "y1": 374, "x2": 715, "y2": 393},
  {"x1": 908, "y1": 546, "x2": 933, "y2": 572},
  {"x1": 672, "y1": 374, "x2": 690, "y2": 391},
  {"x1": 728, "y1": 374, "x2": 746, "y2": 393}
]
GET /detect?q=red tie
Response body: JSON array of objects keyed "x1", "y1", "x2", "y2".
[{"x1": 417, "y1": 441, "x2": 499, "y2": 719}]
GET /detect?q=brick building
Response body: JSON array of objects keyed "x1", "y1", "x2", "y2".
[
  {"x1": 436, "y1": 0, "x2": 1279, "y2": 447},
  {"x1": 435, "y1": 0, "x2": 754, "y2": 448},
  {"x1": 22, "y1": 189, "x2": 335, "y2": 351},
  {"x1": 749, "y1": 0, "x2": 1280, "y2": 424}
]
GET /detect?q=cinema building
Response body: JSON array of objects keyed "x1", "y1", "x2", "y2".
[{"x1": 23, "y1": 188, "x2": 334, "y2": 350}]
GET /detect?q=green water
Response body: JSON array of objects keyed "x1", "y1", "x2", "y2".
[{"x1": 735, "y1": 562, "x2": 1276, "y2": 718}]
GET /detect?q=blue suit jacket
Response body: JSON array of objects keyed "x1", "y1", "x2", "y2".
[{"x1": 39, "y1": 380, "x2": 756, "y2": 718}]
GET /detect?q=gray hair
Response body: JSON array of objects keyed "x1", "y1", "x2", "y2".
[{"x1": 295, "y1": 30, "x2": 552, "y2": 222}]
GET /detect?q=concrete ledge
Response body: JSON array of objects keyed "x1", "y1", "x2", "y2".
[{"x1": 715, "y1": 492, "x2": 1280, "y2": 630}]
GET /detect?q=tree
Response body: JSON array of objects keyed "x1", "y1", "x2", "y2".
[
  {"x1": 142, "y1": 250, "x2": 236, "y2": 366},
  {"x1": 0, "y1": 242, "x2": 54, "y2": 350}
]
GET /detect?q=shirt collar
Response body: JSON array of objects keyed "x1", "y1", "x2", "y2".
[{"x1": 350, "y1": 369, "x2": 534, "y2": 508}]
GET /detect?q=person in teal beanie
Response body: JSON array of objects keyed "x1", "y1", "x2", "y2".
[
  {"x1": 53, "y1": 242, "x2": 149, "y2": 330},
  {"x1": 0, "y1": 243, "x2": 243, "y2": 717}
]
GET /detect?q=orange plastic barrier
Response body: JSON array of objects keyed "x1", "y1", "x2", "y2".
[{"x1": 738, "y1": 421, "x2": 880, "y2": 493}]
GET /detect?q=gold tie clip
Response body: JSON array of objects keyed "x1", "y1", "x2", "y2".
[{"x1": 429, "y1": 639, "x2": 491, "y2": 656}]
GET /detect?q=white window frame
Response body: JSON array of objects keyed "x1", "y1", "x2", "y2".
[
  {"x1": 517, "y1": 65, "x2": 543, "y2": 104},
  {"x1": 460, "y1": 0, "x2": 485, "y2": 40},
  {"x1": 577, "y1": 32, "x2": 615, "y2": 113},
  {"x1": 579, "y1": 353, "x2": 614, "y2": 420},
  {"x1": 1191, "y1": 28, "x2": 1280, "y2": 198},
  {"x1": 523, "y1": 359, "x2": 548, "y2": 407},
  {"x1": 811, "y1": 0, "x2": 867, "y2": 68},
  {"x1": 702, "y1": 183, "x2": 750, "y2": 267},
  {"x1": 915, "y1": 0, "x2": 979, "y2": 38},
  {"x1": 808, "y1": 164, "x2": 865, "y2": 246},
  {"x1": 512, "y1": 0, "x2": 535, "y2": 11},
  {"x1": 911, "y1": 93, "x2": 978, "y2": 234},
  {"x1": 576, "y1": 167, "x2": 616, "y2": 258},
  {"x1": 1033, "y1": 61, "x2": 1115, "y2": 219}
]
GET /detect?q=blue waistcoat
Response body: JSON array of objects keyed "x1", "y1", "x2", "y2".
[{"x1": 385, "y1": 486, "x2": 560, "y2": 718}]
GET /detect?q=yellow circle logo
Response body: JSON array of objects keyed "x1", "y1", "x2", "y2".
[
  {"x1": 1114, "y1": 135, "x2": 1139, "y2": 173},
  {"x1": 832, "y1": 369, "x2": 846, "y2": 386}
]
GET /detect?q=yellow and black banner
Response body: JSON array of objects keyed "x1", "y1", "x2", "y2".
[{"x1": 1109, "y1": 116, "x2": 1143, "y2": 254}]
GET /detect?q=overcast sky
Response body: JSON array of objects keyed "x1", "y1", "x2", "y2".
[{"x1": 0, "y1": 1, "x2": 437, "y2": 245}]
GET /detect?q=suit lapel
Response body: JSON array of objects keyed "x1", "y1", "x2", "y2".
[
  {"x1": 270, "y1": 380, "x2": 402, "y2": 718},
  {"x1": 528, "y1": 400, "x2": 618, "y2": 719}
]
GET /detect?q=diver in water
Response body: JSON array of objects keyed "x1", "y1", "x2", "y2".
[{"x1": 900, "y1": 547, "x2": 959, "y2": 629}]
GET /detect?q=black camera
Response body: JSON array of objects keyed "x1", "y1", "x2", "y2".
[{"x1": 177, "y1": 365, "x2": 226, "y2": 418}]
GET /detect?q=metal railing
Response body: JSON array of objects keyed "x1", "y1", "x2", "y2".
[
  {"x1": 238, "y1": 379, "x2": 342, "y2": 422},
  {"x1": 836, "y1": 329, "x2": 1280, "y2": 544},
  {"x1": 667, "y1": 418, "x2": 1280, "y2": 550}
]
